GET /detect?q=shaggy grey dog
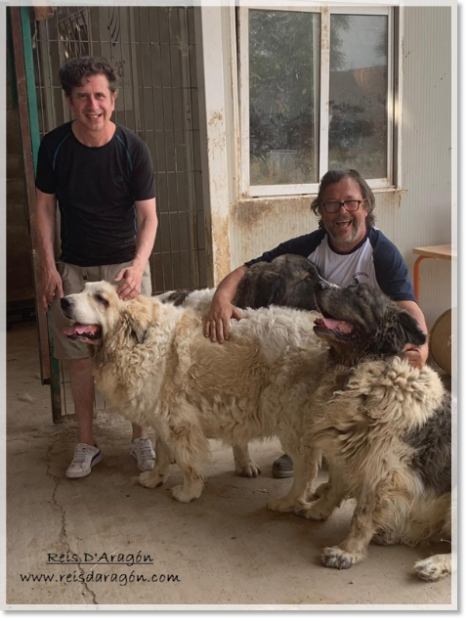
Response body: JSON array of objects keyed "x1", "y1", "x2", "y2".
[
  {"x1": 159, "y1": 254, "x2": 322, "y2": 312},
  {"x1": 295, "y1": 281, "x2": 452, "y2": 581},
  {"x1": 233, "y1": 254, "x2": 322, "y2": 311}
]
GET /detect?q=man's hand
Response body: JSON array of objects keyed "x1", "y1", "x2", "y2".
[
  {"x1": 204, "y1": 294, "x2": 243, "y2": 344},
  {"x1": 115, "y1": 263, "x2": 145, "y2": 301},
  {"x1": 202, "y1": 264, "x2": 248, "y2": 343},
  {"x1": 402, "y1": 341, "x2": 429, "y2": 370},
  {"x1": 40, "y1": 265, "x2": 64, "y2": 311}
]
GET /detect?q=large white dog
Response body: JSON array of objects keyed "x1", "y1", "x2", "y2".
[{"x1": 61, "y1": 281, "x2": 327, "y2": 504}]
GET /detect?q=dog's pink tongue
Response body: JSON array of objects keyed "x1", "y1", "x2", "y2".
[
  {"x1": 322, "y1": 318, "x2": 354, "y2": 334},
  {"x1": 63, "y1": 324, "x2": 99, "y2": 336}
]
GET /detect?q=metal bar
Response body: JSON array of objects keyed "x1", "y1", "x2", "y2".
[
  {"x1": 154, "y1": 9, "x2": 167, "y2": 294},
  {"x1": 44, "y1": 14, "x2": 58, "y2": 129},
  {"x1": 6, "y1": 11, "x2": 18, "y2": 107},
  {"x1": 137, "y1": 8, "x2": 148, "y2": 152},
  {"x1": 137, "y1": 6, "x2": 157, "y2": 290},
  {"x1": 10, "y1": 7, "x2": 50, "y2": 380},
  {"x1": 193, "y1": 7, "x2": 214, "y2": 287},
  {"x1": 33, "y1": 20, "x2": 45, "y2": 136},
  {"x1": 21, "y1": 6, "x2": 62, "y2": 422},
  {"x1": 123, "y1": 5, "x2": 129, "y2": 127},
  {"x1": 128, "y1": 9, "x2": 141, "y2": 131},
  {"x1": 20, "y1": 8, "x2": 41, "y2": 172},
  {"x1": 12, "y1": 6, "x2": 62, "y2": 422},
  {"x1": 148, "y1": 7, "x2": 165, "y2": 292},
  {"x1": 169, "y1": 8, "x2": 183, "y2": 290},
  {"x1": 160, "y1": 8, "x2": 176, "y2": 291},
  {"x1": 179, "y1": 8, "x2": 200, "y2": 289}
]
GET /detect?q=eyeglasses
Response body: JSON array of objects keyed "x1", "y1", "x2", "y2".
[{"x1": 321, "y1": 200, "x2": 364, "y2": 213}]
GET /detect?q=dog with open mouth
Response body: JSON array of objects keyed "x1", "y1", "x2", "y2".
[
  {"x1": 291, "y1": 281, "x2": 452, "y2": 582},
  {"x1": 60, "y1": 280, "x2": 328, "y2": 505}
]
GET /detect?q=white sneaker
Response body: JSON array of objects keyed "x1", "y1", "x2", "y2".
[
  {"x1": 66, "y1": 443, "x2": 102, "y2": 479},
  {"x1": 131, "y1": 438, "x2": 155, "y2": 472}
]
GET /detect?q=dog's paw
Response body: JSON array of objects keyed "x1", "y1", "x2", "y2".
[
  {"x1": 139, "y1": 470, "x2": 168, "y2": 489},
  {"x1": 171, "y1": 484, "x2": 201, "y2": 503},
  {"x1": 321, "y1": 547, "x2": 356, "y2": 570},
  {"x1": 236, "y1": 461, "x2": 261, "y2": 478},
  {"x1": 413, "y1": 555, "x2": 451, "y2": 582},
  {"x1": 267, "y1": 496, "x2": 296, "y2": 513},
  {"x1": 294, "y1": 500, "x2": 332, "y2": 521}
]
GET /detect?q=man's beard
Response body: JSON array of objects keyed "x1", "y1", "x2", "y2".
[{"x1": 327, "y1": 219, "x2": 363, "y2": 248}]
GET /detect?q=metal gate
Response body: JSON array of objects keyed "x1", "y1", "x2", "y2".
[
  {"x1": 28, "y1": 5, "x2": 207, "y2": 415},
  {"x1": 32, "y1": 4, "x2": 207, "y2": 293}
]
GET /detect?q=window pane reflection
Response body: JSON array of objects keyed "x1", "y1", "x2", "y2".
[
  {"x1": 329, "y1": 15, "x2": 388, "y2": 178},
  {"x1": 249, "y1": 10, "x2": 320, "y2": 185}
]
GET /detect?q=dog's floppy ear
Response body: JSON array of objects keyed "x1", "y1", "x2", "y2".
[
  {"x1": 255, "y1": 272, "x2": 287, "y2": 308},
  {"x1": 122, "y1": 297, "x2": 153, "y2": 344},
  {"x1": 395, "y1": 309, "x2": 427, "y2": 348},
  {"x1": 290, "y1": 279, "x2": 319, "y2": 311},
  {"x1": 233, "y1": 272, "x2": 256, "y2": 309}
]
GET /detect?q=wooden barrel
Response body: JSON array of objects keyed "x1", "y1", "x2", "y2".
[{"x1": 430, "y1": 309, "x2": 452, "y2": 375}]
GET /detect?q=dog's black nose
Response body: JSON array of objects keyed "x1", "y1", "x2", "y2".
[{"x1": 60, "y1": 297, "x2": 72, "y2": 310}]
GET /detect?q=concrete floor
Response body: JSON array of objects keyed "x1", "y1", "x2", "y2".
[{"x1": 6, "y1": 320, "x2": 455, "y2": 609}]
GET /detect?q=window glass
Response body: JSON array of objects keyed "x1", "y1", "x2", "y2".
[
  {"x1": 329, "y1": 15, "x2": 388, "y2": 178},
  {"x1": 249, "y1": 10, "x2": 320, "y2": 186}
]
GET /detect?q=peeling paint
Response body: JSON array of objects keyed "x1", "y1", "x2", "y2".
[
  {"x1": 209, "y1": 111, "x2": 223, "y2": 124},
  {"x1": 321, "y1": 8, "x2": 330, "y2": 52},
  {"x1": 232, "y1": 197, "x2": 313, "y2": 230},
  {"x1": 207, "y1": 111, "x2": 227, "y2": 153},
  {"x1": 210, "y1": 211, "x2": 231, "y2": 284},
  {"x1": 230, "y1": 197, "x2": 318, "y2": 266},
  {"x1": 229, "y1": 190, "x2": 417, "y2": 269}
]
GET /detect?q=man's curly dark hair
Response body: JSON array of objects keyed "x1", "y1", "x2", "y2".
[{"x1": 59, "y1": 56, "x2": 119, "y2": 97}]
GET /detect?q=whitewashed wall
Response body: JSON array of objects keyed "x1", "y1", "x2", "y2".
[
  {"x1": 396, "y1": 6, "x2": 452, "y2": 329},
  {"x1": 201, "y1": 6, "x2": 452, "y2": 330}
]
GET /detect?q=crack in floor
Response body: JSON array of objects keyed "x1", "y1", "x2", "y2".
[{"x1": 45, "y1": 438, "x2": 99, "y2": 605}]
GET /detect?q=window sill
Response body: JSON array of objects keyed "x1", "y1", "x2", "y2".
[{"x1": 238, "y1": 186, "x2": 407, "y2": 204}]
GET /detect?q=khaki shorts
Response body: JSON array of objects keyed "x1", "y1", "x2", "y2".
[{"x1": 50, "y1": 261, "x2": 152, "y2": 360}]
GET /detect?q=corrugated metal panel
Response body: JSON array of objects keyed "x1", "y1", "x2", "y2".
[
  {"x1": 33, "y1": 5, "x2": 207, "y2": 295},
  {"x1": 229, "y1": 6, "x2": 452, "y2": 331}
]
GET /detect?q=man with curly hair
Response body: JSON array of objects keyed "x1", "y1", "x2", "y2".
[{"x1": 36, "y1": 57, "x2": 158, "y2": 478}]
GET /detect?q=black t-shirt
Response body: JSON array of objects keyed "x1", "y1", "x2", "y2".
[{"x1": 35, "y1": 121, "x2": 155, "y2": 266}]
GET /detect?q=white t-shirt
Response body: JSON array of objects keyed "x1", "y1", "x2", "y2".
[{"x1": 246, "y1": 227, "x2": 416, "y2": 302}]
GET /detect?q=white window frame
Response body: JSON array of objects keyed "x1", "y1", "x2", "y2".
[{"x1": 239, "y1": 5, "x2": 396, "y2": 198}]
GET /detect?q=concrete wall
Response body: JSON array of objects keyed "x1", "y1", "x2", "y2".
[{"x1": 225, "y1": 6, "x2": 452, "y2": 330}]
